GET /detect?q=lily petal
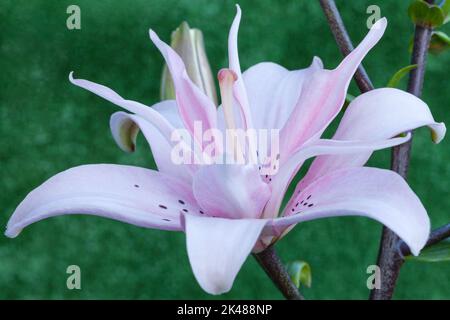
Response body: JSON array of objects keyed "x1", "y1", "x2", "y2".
[
  {"x1": 263, "y1": 134, "x2": 411, "y2": 218},
  {"x1": 152, "y1": 99, "x2": 185, "y2": 129},
  {"x1": 192, "y1": 164, "x2": 271, "y2": 219},
  {"x1": 110, "y1": 111, "x2": 194, "y2": 182},
  {"x1": 69, "y1": 72, "x2": 176, "y2": 143},
  {"x1": 228, "y1": 5, "x2": 253, "y2": 130},
  {"x1": 110, "y1": 111, "x2": 140, "y2": 153},
  {"x1": 269, "y1": 167, "x2": 429, "y2": 256},
  {"x1": 5, "y1": 164, "x2": 201, "y2": 237},
  {"x1": 298, "y1": 88, "x2": 446, "y2": 189},
  {"x1": 183, "y1": 214, "x2": 267, "y2": 294},
  {"x1": 149, "y1": 29, "x2": 217, "y2": 141},
  {"x1": 109, "y1": 99, "x2": 182, "y2": 152},
  {"x1": 242, "y1": 58, "x2": 322, "y2": 132},
  {"x1": 279, "y1": 18, "x2": 387, "y2": 158}
]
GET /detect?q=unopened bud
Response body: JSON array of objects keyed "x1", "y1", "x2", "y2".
[{"x1": 160, "y1": 22, "x2": 218, "y2": 105}]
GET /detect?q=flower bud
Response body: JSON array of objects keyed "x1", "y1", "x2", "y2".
[{"x1": 160, "y1": 22, "x2": 218, "y2": 105}]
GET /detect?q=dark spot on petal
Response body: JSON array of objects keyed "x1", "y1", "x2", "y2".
[
  {"x1": 159, "y1": 205, "x2": 167, "y2": 209},
  {"x1": 307, "y1": 195, "x2": 312, "y2": 200},
  {"x1": 134, "y1": 184, "x2": 139, "y2": 188},
  {"x1": 162, "y1": 218, "x2": 171, "y2": 222},
  {"x1": 269, "y1": 178, "x2": 272, "y2": 182},
  {"x1": 295, "y1": 202, "x2": 299, "y2": 207},
  {"x1": 182, "y1": 208, "x2": 188, "y2": 213},
  {"x1": 303, "y1": 202, "x2": 308, "y2": 206},
  {"x1": 199, "y1": 210, "x2": 205, "y2": 215},
  {"x1": 308, "y1": 204, "x2": 313, "y2": 207},
  {"x1": 265, "y1": 175, "x2": 269, "y2": 178},
  {"x1": 291, "y1": 208, "x2": 295, "y2": 212},
  {"x1": 178, "y1": 200, "x2": 185, "y2": 205}
]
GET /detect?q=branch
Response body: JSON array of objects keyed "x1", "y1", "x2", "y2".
[
  {"x1": 370, "y1": 6, "x2": 434, "y2": 300},
  {"x1": 400, "y1": 223, "x2": 450, "y2": 257},
  {"x1": 319, "y1": 0, "x2": 374, "y2": 92},
  {"x1": 253, "y1": 246, "x2": 304, "y2": 300}
]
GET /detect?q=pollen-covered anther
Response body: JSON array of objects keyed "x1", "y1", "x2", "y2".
[{"x1": 217, "y1": 68, "x2": 238, "y2": 83}]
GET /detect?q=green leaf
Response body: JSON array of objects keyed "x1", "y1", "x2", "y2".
[
  {"x1": 407, "y1": 239, "x2": 450, "y2": 262},
  {"x1": 428, "y1": 5, "x2": 446, "y2": 26},
  {"x1": 441, "y1": 0, "x2": 450, "y2": 17},
  {"x1": 429, "y1": 31, "x2": 450, "y2": 54},
  {"x1": 408, "y1": 0, "x2": 445, "y2": 27},
  {"x1": 444, "y1": 0, "x2": 450, "y2": 24},
  {"x1": 408, "y1": 0, "x2": 429, "y2": 24},
  {"x1": 386, "y1": 64, "x2": 418, "y2": 88},
  {"x1": 286, "y1": 261, "x2": 312, "y2": 288}
]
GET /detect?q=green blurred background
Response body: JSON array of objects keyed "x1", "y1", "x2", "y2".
[{"x1": 0, "y1": 0, "x2": 449, "y2": 299}]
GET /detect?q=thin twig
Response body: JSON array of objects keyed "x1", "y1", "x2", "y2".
[
  {"x1": 400, "y1": 223, "x2": 450, "y2": 257},
  {"x1": 370, "y1": 7, "x2": 435, "y2": 300},
  {"x1": 253, "y1": 246, "x2": 304, "y2": 300},
  {"x1": 319, "y1": 0, "x2": 374, "y2": 92}
]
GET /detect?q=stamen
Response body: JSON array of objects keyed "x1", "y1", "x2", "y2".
[
  {"x1": 218, "y1": 68, "x2": 238, "y2": 130},
  {"x1": 218, "y1": 68, "x2": 243, "y2": 159}
]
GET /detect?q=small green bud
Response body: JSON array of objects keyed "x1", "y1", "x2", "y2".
[{"x1": 286, "y1": 260, "x2": 312, "y2": 288}]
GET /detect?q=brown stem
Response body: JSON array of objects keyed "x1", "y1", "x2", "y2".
[
  {"x1": 400, "y1": 223, "x2": 450, "y2": 257},
  {"x1": 319, "y1": 0, "x2": 374, "y2": 92},
  {"x1": 370, "y1": 17, "x2": 434, "y2": 300},
  {"x1": 253, "y1": 246, "x2": 304, "y2": 300}
]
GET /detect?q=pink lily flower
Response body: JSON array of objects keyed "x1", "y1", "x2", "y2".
[{"x1": 6, "y1": 6, "x2": 445, "y2": 295}]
